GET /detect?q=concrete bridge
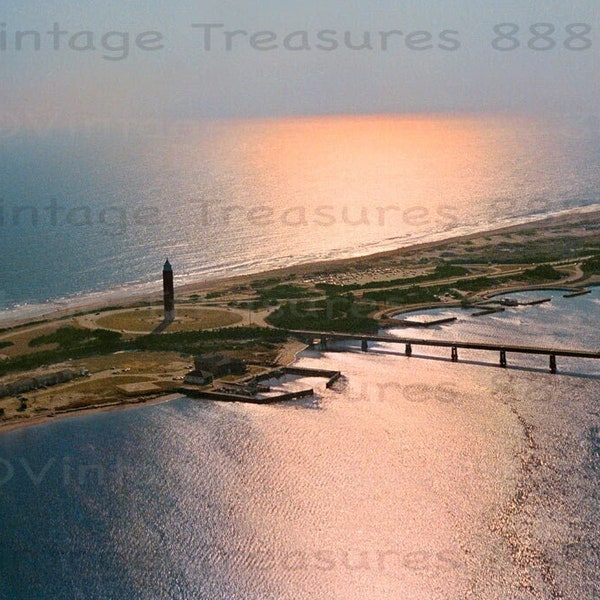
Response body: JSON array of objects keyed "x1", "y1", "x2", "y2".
[{"x1": 288, "y1": 329, "x2": 600, "y2": 374}]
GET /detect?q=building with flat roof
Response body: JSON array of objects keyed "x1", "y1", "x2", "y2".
[{"x1": 193, "y1": 354, "x2": 246, "y2": 378}]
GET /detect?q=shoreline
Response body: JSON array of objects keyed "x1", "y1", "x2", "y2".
[
  {"x1": 1, "y1": 207, "x2": 600, "y2": 435},
  {"x1": 0, "y1": 335, "x2": 309, "y2": 436},
  {"x1": 0, "y1": 393, "x2": 182, "y2": 436},
  {"x1": 0, "y1": 340, "x2": 312, "y2": 437},
  {"x1": 2, "y1": 205, "x2": 599, "y2": 329}
]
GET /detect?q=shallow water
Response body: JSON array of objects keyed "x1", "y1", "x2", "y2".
[{"x1": 386, "y1": 288, "x2": 600, "y2": 376}]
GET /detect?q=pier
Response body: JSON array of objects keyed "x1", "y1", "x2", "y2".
[
  {"x1": 179, "y1": 386, "x2": 315, "y2": 404},
  {"x1": 295, "y1": 329, "x2": 600, "y2": 374},
  {"x1": 179, "y1": 366, "x2": 342, "y2": 404},
  {"x1": 280, "y1": 366, "x2": 341, "y2": 388},
  {"x1": 471, "y1": 307, "x2": 505, "y2": 317}
]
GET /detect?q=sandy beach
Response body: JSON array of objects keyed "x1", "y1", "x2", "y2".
[
  {"x1": 2, "y1": 206, "x2": 599, "y2": 330},
  {"x1": 175, "y1": 207, "x2": 600, "y2": 295}
]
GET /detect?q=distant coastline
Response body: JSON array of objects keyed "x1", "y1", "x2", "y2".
[{"x1": 2, "y1": 204, "x2": 600, "y2": 329}]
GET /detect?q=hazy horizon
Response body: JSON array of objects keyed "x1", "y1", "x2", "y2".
[{"x1": 1, "y1": 0, "x2": 598, "y2": 132}]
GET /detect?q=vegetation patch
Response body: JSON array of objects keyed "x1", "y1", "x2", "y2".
[
  {"x1": 258, "y1": 284, "x2": 320, "y2": 301},
  {"x1": 582, "y1": 255, "x2": 600, "y2": 276},
  {"x1": 517, "y1": 264, "x2": 563, "y2": 282},
  {"x1": 29, "y1": 327, "x2": 121, "y2": 350},
  {"x1": 364, "y1": 285, "x2": 460, "y2": 304},
  {"x1": 250, "y1": 277, "x2": 283, "y2": 289},
  {"x1": 95, "y1": 307, "x2": 242, "y2": 332},
  {"x1": 267, "y1": 295, "x2": 379, "y2": 333},
  {"x1": 0, "y1": 326, "x2": 285, "y2": 378}
]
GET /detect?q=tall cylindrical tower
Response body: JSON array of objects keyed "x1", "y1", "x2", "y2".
[{"x1": 163, "y1": 259, "x2": 175, "y2": 321}]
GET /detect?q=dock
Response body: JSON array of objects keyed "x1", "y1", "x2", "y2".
[
  {"x1": 519, "y1": 298, "x2": 552, "y2": 306},
  {"x1": 179, "y1": 366, "x2": 342, "y2": 404},
  {"x1": 471, "y1": 307, "x2": 505, "y2": 317},
  {"x1": 178, "y1": 386, "x2": 314, "y2": 404},
  {"x1": 281, "y1": 366, "x2": 342, "y2": 388}
]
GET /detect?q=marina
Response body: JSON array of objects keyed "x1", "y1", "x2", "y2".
[{"x1": 179, "y1": 366, "x2": 342, "y2": 404}]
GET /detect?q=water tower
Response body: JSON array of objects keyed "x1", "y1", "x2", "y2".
[{"x1": 163, "y1": 259, "x2": 175, "y2": 321}]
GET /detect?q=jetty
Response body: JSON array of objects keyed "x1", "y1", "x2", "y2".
[
  {"x1": 290, "y1": 329, "x2": 600, "y2": 374},
  {"x1": 471, "y1": 307, "x2": 505, "y2": 317},
  {"x1": 179, "y1": 386, "x2": 315, "y2": 404},
  {"x1": 519, "y1": 298, "x2": 552, "y2": 306},
  {"x1": 280, "y1": 366, "x2": 342, "y2": 388},
  {"x1": 381, "y1": 316, "x2": 458, "y2": 328},
  {"x1": 477, "y1": 297, "x2": 552, "y2": 308},
  {"x1": 564, "y1": 289, "x2": 591, "y2": 298}
]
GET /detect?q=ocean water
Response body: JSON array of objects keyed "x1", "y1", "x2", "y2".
[
  {"x1": 1, "y1": 113, "x2": 599, "y2": 320},
  {"x1": 0, "y1": 288, "x2": 599, "y2": 599}
]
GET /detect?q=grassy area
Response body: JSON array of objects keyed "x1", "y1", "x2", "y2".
[
  {"x1": 582, "y1": 254, "x2": 600, "y2": 276},
  {"x1": 258, "y1": 284, "x2": 320, "y2": 301},
  {"x1": 364, "y1": 285, "x2": 461, "y2": 304},
  {"x1": 447, "y1": 237, "x2": 594, "y2": 265},
  {"x1": 362, "y1": 264, "x2": 564, "y2": 305},
  {"x1": 95, "y1": 307, "x2": 243, "y2": 332},
  {"x1": 0, "y1": 326, "x2": 288, "y2": 378},
  {"x1": 250, "y1": 277, "x2": 284, "y2": 288},
  {"x1": 131, "y1": 326, "x2": 287, "y2": 353},
  {"x1": 72, "y1": 351, "x2": 189, "y2": 375},
  {"x1": 54, "y1": 375, "x2": 161, "y2": 411},
  {"x1": 518, "y1": 264, "x2": 563, "y2": 282},
  {"x1": 29, "y1": 327, "x2": 121, "y2": 348},
  {"x1": 267, "y1": 295, "x2": 379, "y2": 333},
  {"x1": 0, "y1": 321, "x2": 77, "y2": 358}
]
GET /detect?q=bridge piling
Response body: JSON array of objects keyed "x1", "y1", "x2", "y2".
[
  {"x1": 500, "y1": 350, "x2": 507, "y2": 368},
  {"x1": 451, "y1": 346, "x2": 458, "y2": 362},
  {"x1": 550, "y1": 354, "x2": 557, "y2": 374},
  {"x1": 361, "y1": 339, "x2": 368, "y2": 352},
  {"x1": 405, "y1": 343, "x2": 412, "y2": 357}
]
